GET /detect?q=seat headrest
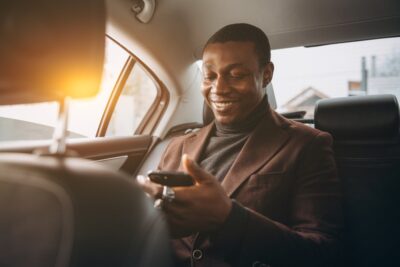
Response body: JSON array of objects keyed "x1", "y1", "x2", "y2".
[
  {"x1": 0, "y1": 0, "x2": 105, "y2": 104},
  {"x1": 315, "y1": 95, "x2": 400, "y2": 143}
]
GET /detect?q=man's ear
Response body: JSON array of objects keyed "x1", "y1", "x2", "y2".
[{"x1": 262, "y1": 62, "x2": 274, "y2": 88}]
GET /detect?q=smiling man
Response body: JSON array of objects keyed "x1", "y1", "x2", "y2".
[
  {"x1": 202, "y1": 40, "x2": 271, "y2": 125},
  {"x1": 140, "y1": 23, "x2": 343, "y2": 267}
]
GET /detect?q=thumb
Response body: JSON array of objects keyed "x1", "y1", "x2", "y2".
[{"x1": 182, "y1": 154, "x2": 213, "y2": 184}]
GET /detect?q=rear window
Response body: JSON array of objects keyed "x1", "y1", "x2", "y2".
[{"x1": 272, "y1": 37, "x2": 400, "y2": 118}]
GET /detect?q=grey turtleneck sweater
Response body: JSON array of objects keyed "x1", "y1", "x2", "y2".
[{"x1": 199, "y1": 96, "x2": 269, "y2": 181}]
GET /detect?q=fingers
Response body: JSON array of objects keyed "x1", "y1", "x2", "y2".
[
  {"x1": 162, "y1": 201, "x2": 187, "y2": 220},
  {"x1": 136, "y1": 175, "x2": 163, "y2": 199},
  {"x1": 182, "y1": 154, "x2": 214, "y2": 184},
  {"x1": 162, "y1": 201, "x2": 197, "y2": 238}
]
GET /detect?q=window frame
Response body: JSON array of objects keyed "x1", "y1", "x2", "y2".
[{"x1": 96, "y1": 36, "x2": 169, "y2": 137}]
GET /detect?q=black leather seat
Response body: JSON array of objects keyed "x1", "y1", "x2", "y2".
[
  {"x1": 315, "y1": 94, "x2": 400, "y2": 266},
  {"x1": 0, "y1": 1, "x2": 171, "y2": 266},
  {"x1": 0, "y1": 154, "x2": 171, "y2": 267}
]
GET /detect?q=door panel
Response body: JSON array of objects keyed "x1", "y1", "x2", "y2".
[
  {"x1": 97, "y1": 156, "x2": 128, "y2": 171},
  {"x1": 0, "y1": 135, "x2": 153, "y2": 176}
]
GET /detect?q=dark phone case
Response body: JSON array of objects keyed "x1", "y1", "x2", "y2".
[{"x1": 148, "y1": 171, "x2": 194, "y2": 187}]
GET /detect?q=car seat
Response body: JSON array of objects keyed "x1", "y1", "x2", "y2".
[{"x1": 315, "y1": 94, "x2": 400, "y2": 266}]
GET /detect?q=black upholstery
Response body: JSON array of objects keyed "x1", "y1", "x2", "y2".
[
  {"x1": 0, "y1": 154, "x2": 172, "y2": 267},
  {"x1": 0, "y1": 1, "x2": 172, "y2": 266},
  {"x1": 315, "y1": 95, "x2": 399, "y2": 144},
  {"x1": 315, "y1": 94, "x2": 400, "y2": 266}
]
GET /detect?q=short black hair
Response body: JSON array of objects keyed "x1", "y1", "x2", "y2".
[{"x1": 203, "y1": 23, "x2": 271, "y2": 67}]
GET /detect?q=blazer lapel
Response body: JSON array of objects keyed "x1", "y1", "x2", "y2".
[
  {"x1": 221, "y1": 111, "x2": 290, "y2": 196},
  {"x1": 178, "y1": 123, "x2": 214, "y2": 171}
]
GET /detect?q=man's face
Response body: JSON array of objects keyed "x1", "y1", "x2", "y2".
[{"x1": 201, "y1": 41, "x2": 273, "y2": 125}]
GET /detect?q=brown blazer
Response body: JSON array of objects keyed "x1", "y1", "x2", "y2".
[{"x1": 158, "y1": 109, "x2": 343, "y2": 267}]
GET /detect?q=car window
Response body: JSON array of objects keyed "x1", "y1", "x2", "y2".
[
  {"x1": 272, "y1": 37, "x2": 400, "y2": 118},
  {"x1": 0, "y1": 37, "x2": 160, "y2": 142},
  {"x1": 105, "y1": 63, "x2": 158, "y2": 136}
]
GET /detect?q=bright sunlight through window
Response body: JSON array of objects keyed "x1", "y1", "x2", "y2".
[{"x1": 0, "y1": 38, "x2": 128, "y2": 142}]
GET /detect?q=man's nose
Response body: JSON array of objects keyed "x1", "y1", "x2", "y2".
[{"x1": 212, "y1": 75, "x2": 229, "y2": 94}]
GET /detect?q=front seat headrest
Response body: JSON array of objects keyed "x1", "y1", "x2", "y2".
[
  {"x1": 314, "y1": 94, "x2": 400, "y2": 144},
  {"x1": 0, "y1": 0, "x2": 105, "y2": 104}
]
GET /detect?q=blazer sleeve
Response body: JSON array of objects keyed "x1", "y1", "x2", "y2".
[
  {"x1": 210, "y1": 132, "x2": 343, "y2": 266},
  {"x1": 157, "y1": 136, "x2": 186, "y2": 171}
]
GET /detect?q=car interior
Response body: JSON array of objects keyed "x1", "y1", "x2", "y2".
[
  {"x1": 0, "y1": 0, "x2": 399, "y2": 266},
  {"x1": 0, "y1": 1, "x2": 171, "y2": 267}
]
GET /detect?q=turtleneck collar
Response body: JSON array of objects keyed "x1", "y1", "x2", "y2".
[{"x1": 215, "y1": 95, "x2": 269, "y2": 135}]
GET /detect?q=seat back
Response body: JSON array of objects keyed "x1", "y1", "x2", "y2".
[
  {"x1": 315, "y1": 94, "x2": 400, "y2": 266},
  {"x1": 0, "y1": 154, "x2": 172, "y2": 267}
]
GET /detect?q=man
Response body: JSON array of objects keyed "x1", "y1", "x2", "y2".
[{"x1": 139, "y1": 23, "x2": 343, "y2": 267}]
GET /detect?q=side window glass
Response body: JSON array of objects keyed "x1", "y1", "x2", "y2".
[
  {"x1": 68, "y1": 38, "x2": 128, "y2": 137},
  {"x1": 0, "y1": 37, "x2": 128, "y2": 142},
  {"x1": 105, "y1": 64, "x2": 158, "y2": 136},
  {"x1": 0, "y1": 36, "x2": 161, "y2": 143}
]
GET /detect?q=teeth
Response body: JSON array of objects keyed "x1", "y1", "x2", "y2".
[{"x1": 213, "y1": 102, "x2": 234, "y2": 109}]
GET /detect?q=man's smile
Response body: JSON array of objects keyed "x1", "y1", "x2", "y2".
[{"x1": 210, "y1": 100, "x2": 239, "y2": 112}]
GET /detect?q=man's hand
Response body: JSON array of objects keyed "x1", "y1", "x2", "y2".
[
  {"x1": 137, "y1": 154, "x2": 232, "y2": 238},
  {"x1": 137, "y1": 173, "x2": 163, "y2": 198}
]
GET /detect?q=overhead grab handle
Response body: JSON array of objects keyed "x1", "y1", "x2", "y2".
[{"x1": 131, "y1": 0, "x2": 156, "y2": 24}]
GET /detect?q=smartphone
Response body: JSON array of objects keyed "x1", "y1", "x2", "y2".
[{"x1": 147, "y1": 170, "x2": 194, "y2": 187}]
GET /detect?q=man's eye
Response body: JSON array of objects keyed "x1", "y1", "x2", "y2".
[
  {"x1": 230, "y1": 73, "x2": 246, "y2": 79},
  {"x1": 203, "y1": 75, "x2": 215, "y2": 81}
]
